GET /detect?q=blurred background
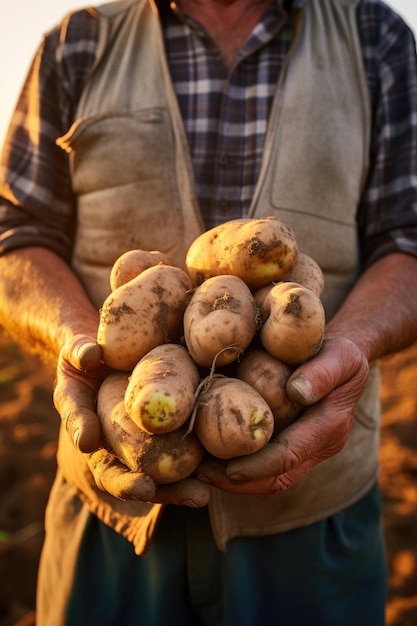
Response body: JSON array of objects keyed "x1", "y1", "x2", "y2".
[{"x1": 1, "y1": 2, "x2": 417, "y2": 626}]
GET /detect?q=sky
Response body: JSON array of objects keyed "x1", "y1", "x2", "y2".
[{"x1": 0, "y1": 0, "x2": 416, "y2": 146}]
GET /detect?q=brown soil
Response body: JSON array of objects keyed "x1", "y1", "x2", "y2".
[{"x1": 0, "y1": 325, "x2": 416, "y2": 626}]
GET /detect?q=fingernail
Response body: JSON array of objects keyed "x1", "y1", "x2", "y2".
[
  {"x1": 195, "y1": 474, "x2": 212, "y2": 485},
  {"x1": 75, "y1": 341, "x2": 101, "y2": 371},
  {"x1": 131, "y1": 476, "x2": 156, "y2": 501},
  {"x1": 181, "y1": 499, "x2": 198, "y2": 508},
  {"x1": 289, "y1": 376, "x2": 313, "y2": 403},
  {"x1": 73, "y1": 428, "x2": 80, "y2": 448},
  {"x1": 227, "y1": 473, "x2": 245, "y2": 482}
]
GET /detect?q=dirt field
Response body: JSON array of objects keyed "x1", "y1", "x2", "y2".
[{"x1": 0, "y1": 325, "x2": 416, "y2": 626}]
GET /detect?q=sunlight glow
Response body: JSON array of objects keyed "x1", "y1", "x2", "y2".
[{"x1": 0, "y1": 1, "x2": 416, "y2": 147}]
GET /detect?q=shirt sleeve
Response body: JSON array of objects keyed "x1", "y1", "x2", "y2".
[
  {"x1": 0, "y1": 9, "x2": 98, "y2": 260},
  {"x1": 358, "y1": 3, "x2": 417, "y2": 268}
]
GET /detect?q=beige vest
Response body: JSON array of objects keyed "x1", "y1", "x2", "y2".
[{"x1": 56, "y1": 0, "x2": 380, "y2": 554}]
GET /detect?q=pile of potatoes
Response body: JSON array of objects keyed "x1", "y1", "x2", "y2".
[{"x1": 96, "y1": 216, "x2": 326, "y2": 486}]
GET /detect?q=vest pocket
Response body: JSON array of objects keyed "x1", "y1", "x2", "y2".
[
  {"x1": 57, "y1": 109, "x2": 187, "y2": 304},
  {"x1": 57, "y1": 108, "x2": 180, "y2": 201}
]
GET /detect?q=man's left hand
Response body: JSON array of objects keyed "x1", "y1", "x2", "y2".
[{"x1": 196, "y1": 337, "x2": 369, "y2": 495}]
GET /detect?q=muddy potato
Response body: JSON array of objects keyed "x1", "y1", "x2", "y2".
[
  {"x1": 125, "y1": 343, "x2": 200, "y2": 434},
  {"x1": 97, "y1": 264, "x2": 193, "y2": 371},
  {"x1": 253, "y1": 254, "x2": 324, "y2": 312},
  {"x1": 283, "y1": 252, "x2": 324, "y2": 296},
  {"x1": 253, "y1": 283, "x2": 276, "y2": 310},
  {"x1": 236, "y1": 348, "x2": 302, "y2": 432},
  {"x1": 193, "y1": 377, "x2": 274, "y2": 459},
  {"x1": 183, "y1": 275, "x2": 258, "y2": 368},
  {"x1": 97, "y1": 372, "x2": 204, "y2": 484},
  {"x1": 185, "y1": 216, "x2": 299, "y2": 290},
  {"x1": 110, "y1": 249, "x2": 171, "y2": 291},
  {"x1": 259, "y1": 282, "x2": 325, "y2": 365}
]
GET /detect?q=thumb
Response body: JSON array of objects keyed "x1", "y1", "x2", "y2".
[
  {"x1": 61, "y1": 333, "x2": 102, "y2": 371},
  {"x1": 286, "y1": 337, "x2": 369, "y2": 405}
]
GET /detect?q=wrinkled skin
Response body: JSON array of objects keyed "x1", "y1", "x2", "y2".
[
  {"x1": 53, "y1": 333, "x2": 368, "y2": 500},
  {"x1": 2, "y1": 249, "x2": 417, "y2": 507},
  {"x1": 196, "y1": 337, "x2": 369, "y2": 494},
  {"x1": 53, "y1": 334, "x2": 210, "y2": 507}
]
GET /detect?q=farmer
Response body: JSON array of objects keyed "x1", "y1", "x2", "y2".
[{"x1": 1, "y1": 0, "x2": 417, "y2": 624}]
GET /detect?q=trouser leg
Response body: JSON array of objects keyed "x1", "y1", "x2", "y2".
[{"x1": 37, "y1": 477, "x2": 387, "y2": 626}]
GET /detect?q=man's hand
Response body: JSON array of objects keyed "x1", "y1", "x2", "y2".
[
  {"x1": 53, "y1": 334, "x2": 107, "y2": 453},
  {"x1": 53, "y1": 334, "x2": 210, "y2": 506},
  {"x1": 196, "y1": 337, "x2": 370, "y2": 495},
  {"x1": 85, "y1": 448, "x2": 210, "y2": 506}
]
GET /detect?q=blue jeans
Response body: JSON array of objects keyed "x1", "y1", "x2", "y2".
[{"x1": 38, "y1": 481, "x2": 387, "y2": 626}]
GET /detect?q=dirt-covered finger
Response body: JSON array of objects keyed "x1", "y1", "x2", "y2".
[
  {"x1": 61, "y1": 334, "x2": 102, "y2": 371},
  {"x1": 152, "y1": 477, "x2": 211, "y2": 507},
  {"x1": 86, "y1": 448, "x2": 156, "y2": 501}
]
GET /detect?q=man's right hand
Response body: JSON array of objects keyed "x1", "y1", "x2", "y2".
[
  {"x1": 53, "y1": 334, "x2": 210, "y2": 507},
  {"x1": 54, "y1": 334, "x2": 106, "y2": 453}
]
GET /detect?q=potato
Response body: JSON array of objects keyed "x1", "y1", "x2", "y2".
[
  {"x1": 125, "y1": 344, "x2": 200, "y2": 434},
  {"x1": 110, "y1": 249, "x2": 171, "y2": 291},
  {"x1": 97, "y1": 372, "x2": 204, "y2": 484},
  {"x1": 283, "y1": 252, "x2": 324, "y2": 296},
  {"x1": 259, "y1": 282, "x2": 325, "y2": 365},
  {"x1": 252, "y1": 283, "x2": 275, "y2": 310},
  {"x1": 252, "y1": 254, "x2": 324, "y2": 311},
  {"x1": 236, "y1": 348, "x2": 301, "y2": 432},
  {"x1": 185, "y1": 216, "x2": 299, "y2": 290},
  {"x1": 193, "y1": 377, "x2": 274, "y2": 459},
  {"x1": 183, "y1": 275, "x2": 258, "y2": 368},
  {"x1": 97, "y1": 264, "x2": 193, "y2": 371}
]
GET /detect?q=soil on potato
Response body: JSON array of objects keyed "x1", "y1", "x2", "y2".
[{"x1": 0, "y1": 325, "x2": 416, "y2": 626}]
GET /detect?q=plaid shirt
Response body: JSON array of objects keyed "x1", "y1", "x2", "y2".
[{"x1": 1, "y1": 0, "x2": 417, "y2": 269}]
